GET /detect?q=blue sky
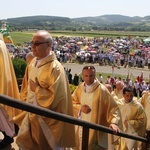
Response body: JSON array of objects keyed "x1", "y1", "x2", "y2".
[{"x1": 0, "y1": 0, "x2": 150, "y2": 19}]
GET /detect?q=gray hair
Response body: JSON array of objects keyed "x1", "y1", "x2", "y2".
[{"x1": 36, "y1": 30, "x2": 53, "y2": 46}]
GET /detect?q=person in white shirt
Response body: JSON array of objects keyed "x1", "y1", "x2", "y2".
[
  {"x1": 99, "y1": 74, "x2": 103, "y2": 83},
  {"x1": 133, "y1": 80, "x2": 139, "y2": 97}
]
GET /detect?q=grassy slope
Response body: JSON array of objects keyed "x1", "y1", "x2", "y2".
[{"x1": 10, "y1": 30, "x2": 150, "y2": 45}]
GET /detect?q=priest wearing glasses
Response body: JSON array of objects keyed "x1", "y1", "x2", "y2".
[{"x1": 14, "y1": 30, "x2": 75, "y2": 150}]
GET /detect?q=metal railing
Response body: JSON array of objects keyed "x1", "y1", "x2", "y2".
[{"x1": 0, "y1": 94, "x2": 149, "y2": 150}]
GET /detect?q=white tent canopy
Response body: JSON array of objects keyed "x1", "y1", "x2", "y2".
[{"x1": 143, "y1": 37, "x2": 150, "y2": 43}]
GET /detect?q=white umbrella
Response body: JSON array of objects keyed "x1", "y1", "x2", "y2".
[
  {"x1": 77, "y1": 41, "x2": 83, "y2": 45},
  {"x1": 143, "y1": 37, "x2": 150, "y2": 43}
]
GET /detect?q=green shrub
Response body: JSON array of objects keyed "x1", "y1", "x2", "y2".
[
  {"x1": 69, "y1": 84, "x2": 77, "y2": 93},
  {"x1": 12, "y1": 58, "x2": 27, "y2": 78}
]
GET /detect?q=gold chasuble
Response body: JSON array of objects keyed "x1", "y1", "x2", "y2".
[
  {"x1": 111, "y1": 89, "x2": 123, "y2": 102},
  {"x1": 72, "y1": 80, "x2": 122, "y2": 150},
  {"x1": 119, "y1": 99, "x2": 146, "y2": 150},
  {"x1": 0, "y1": 40, "x2": 20, "y2": 116},
  {"x1": 0, "y1": 39, "x2": 21, "y2": 138},
  {"x1": 15, "y1": 52, "x2": 75, "y2": 150},
  {"x1": 141, "y1": 91, "x2": 150, "y2": 128}
]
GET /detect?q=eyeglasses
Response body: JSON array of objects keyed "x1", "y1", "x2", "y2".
[{"x1": 30, "y1": 41, "x2": 49, "y2": 47}]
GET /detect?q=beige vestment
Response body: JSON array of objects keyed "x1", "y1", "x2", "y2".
[
  {"x1": 15, "y1": 53, "x2": 75, "y2": 150},
  {"x1": 20, "y1": 66, "x2": 29, "y2": 102},
  {"x1": 111, "y1": 89, "x2": 123, "y2": 102},
  {"x1": 141, "y1": 91, "x2": 150, "y2": 128},
  {"x1": 72, "y1": 80, "x2": 122, "y2": 150},
  {"x1": 0, "y1": 40, "x2": 21, "y2": 137},
  {"x1": 118, "y1": 99, "x2": 147, "y2": 150},
  {"x1": 0, "y1": 40, "x2": 20, "y2": 116}
]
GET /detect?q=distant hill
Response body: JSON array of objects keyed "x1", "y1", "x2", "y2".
[
  {"x1": 73, "y1": 15, "x2": 142, "y2": 24},
  {"x1": 7, "y1": 15, "x2": 71, "y2": 24},
  {"x1": 1, "y1": 14, "x2": 150, "y2": 31}
]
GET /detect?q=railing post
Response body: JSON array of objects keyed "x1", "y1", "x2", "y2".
[
  {"x1": 82, "y1": 127, "x2": 89, "y2": 150},
  {"x1": 142, "y1": 129, "x2": 150, "y2": 150}
]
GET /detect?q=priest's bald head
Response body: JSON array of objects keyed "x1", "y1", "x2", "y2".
[
  {"x1": 116, "y1": 80, "x2": 124, "y2": 91},
  {"x1": 30, "y1": 30, "x2": 53, "y2": 60}
]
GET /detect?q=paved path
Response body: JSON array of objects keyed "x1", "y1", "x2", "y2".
[{"x1": 63, "y1": 63, "x2": 150, "y2": 79}]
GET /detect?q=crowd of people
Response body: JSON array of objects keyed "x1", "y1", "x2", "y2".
[
  {"x1": 101, "y1": 73, "x2": 150, "y2": 98},
  {"x1": 0, "y1": 30, "x2": 150, "y2": 150},
  {"x1": 10, "y1": 35, "x2": 150, "y2": 70},
  {"x1": 51, "y1": 36, "x2": 150, "y2": 69}
]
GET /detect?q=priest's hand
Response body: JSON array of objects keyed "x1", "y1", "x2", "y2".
[
  {"x1": 81, "y1": 104, "x2": 91, "y2": 114},
  {"x1": 30, "y1": 78, "x2": 39, "y2": 92},
  {"x1": 109, "y1": 124, "x2": 120, "y2": 134}
]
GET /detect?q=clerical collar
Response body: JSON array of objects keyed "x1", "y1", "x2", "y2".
[
  {"x1": 85, "y1": 80, "x2": 96, "y2": 93},
  {"x1": 124, "y1": 99, "x2": 133, "y2": 104},
  {"x1": 35, "y1": 52, "x2": 52, "y2": 67},
  {"x1": 36, "y1": 57, "x2": 45, "y2": 67}
]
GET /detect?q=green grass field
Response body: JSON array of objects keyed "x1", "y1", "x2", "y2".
[
  {"x1": 10, "y1": 30, "x2": 150, "y2": 45},
  {"x1": 11, "y1": 32, "x2": 33, "y2": 45}
]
